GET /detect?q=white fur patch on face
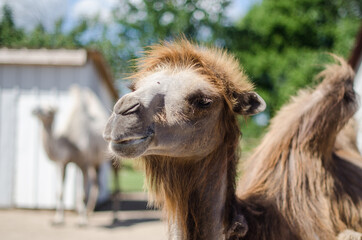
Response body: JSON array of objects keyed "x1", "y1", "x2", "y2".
[{"x1": 135, "y1": 69, "x2": 220, "y2": 108}]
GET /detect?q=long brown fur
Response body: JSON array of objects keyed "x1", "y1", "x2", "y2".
[{"x1": 235, "y1": 57, "x2": 362, "y2": 239}]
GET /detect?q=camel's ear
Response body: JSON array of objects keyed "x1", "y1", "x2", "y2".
[{"x1": 232, "y1": 91, "x2": 266, "y2": 115}]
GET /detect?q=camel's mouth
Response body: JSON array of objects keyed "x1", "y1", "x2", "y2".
[
  {"x1": 110, "y1": 127, "x2": 154, "y2": 158},
  {"x1": 116, "y1": 136, "x2": 149, "y2": 145}
]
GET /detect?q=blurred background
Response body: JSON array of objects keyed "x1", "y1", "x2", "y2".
[{"x1": 0, "y1": 0, "x2": 361, "y2": 239}]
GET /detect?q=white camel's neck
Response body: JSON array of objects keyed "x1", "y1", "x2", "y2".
[{"x1": 40, "y1": 122, "x2": 57, "y2": 161}]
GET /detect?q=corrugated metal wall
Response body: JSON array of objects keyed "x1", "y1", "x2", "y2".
[
  {"x1": 0, "y1": 61, "x2": 113, "y2": 209},
  {"x1": 354, "y1": 58, "x2": 362, "y2": 153}
]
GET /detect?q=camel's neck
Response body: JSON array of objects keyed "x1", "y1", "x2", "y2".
[
  {"x1": 144, "y1": 149, "x2": 236, "y2": 240},
  {"x1": 40, "y1": 122, "x2": 57, "y2": 160},
  {"x1": 170, "y1": 168, "x2": 227, "y2": 240},
  {"x1": 143, "y1": 109, "x2": 240, "y2": 240}
]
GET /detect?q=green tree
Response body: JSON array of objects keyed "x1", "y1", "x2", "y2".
[
  {"x1": 0, "y1": 5, "x2": 24, "y2": 47},
  {"x1": 0, "y1": 6, "x2": 89, "y2": 49},
  {"x1": 115, "y1": 0, "x2": 230, "y2": 44},
  {"x1": 102, "y1": 0, "x2": 231, "y2": 76},
  {"x1": 228, "y1": 0, "x2": 361, "y2": 116},
  {"x1": 23, "y1": 19, "x2": 88, "y2": 49}
]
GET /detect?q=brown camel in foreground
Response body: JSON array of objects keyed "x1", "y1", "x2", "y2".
[
  {"x1": 33, "y1": 86, "x2": 120, "y2": 226},
  {"x1": 232, "y1": 58, "x2": 362, "y2": 240},
  {"x1": 103, "y1": 39, "x2": 361, "y2": 239}
]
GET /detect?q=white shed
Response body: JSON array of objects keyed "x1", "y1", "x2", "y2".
[
  {"x1": 350, "y1": 27, "x2": 362, "y2": 152},
  {"x1": 0, "y1": 48, "x2": 118, "y2": 209}
]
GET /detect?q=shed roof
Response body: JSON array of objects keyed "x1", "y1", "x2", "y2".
[{"x1": 0, "y1": 48, "x2": 118, "y2": 100}]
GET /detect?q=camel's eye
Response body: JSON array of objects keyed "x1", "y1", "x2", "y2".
[
  {"x1": 188, "y1": 95, "x2": 213, "y2": 109},
  {"x1": 195, "y1": 98, "x2": 212, "y2": 108},
  {"x1": 188, "y1": 91, "x2": 216, "y2": 110}
]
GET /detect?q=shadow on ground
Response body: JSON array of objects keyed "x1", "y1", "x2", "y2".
[
  {"x1": 102, "y1": 217, "x2": 161, "y2": 229},
  {"x1": 95, "y1": 196, "x2": 162, "y2": 229},
  {"x1": 96, "y1": 199, "x2": 152, "y2": 212}
]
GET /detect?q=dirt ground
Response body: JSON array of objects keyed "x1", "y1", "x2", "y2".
[{"x1": 0, "y1": 208, "x2": 168, "y2": 240}]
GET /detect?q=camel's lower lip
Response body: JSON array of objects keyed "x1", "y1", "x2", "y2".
[{"x1": 110, "y1": 132, "x2": 154, "y2": 158}]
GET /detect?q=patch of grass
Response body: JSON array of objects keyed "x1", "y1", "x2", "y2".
[{"x1": 110, "y1": 159, "x2": 145, "y2": 192}]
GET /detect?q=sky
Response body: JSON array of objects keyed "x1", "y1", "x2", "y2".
[{"x1": 0, "y1": 0, "x2": 256, "y2": 31}]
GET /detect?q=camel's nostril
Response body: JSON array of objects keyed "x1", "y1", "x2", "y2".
[{"x1": 119, "y1": 102, "x2": 140, "y2": 115}]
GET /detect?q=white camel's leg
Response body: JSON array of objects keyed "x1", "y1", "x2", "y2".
[
  {"x1": 53, "y1": 163, "x2": 66, "y2": 225},
  {"x1": 77, "y1": 167, "x2": 90, "y2": 226},
  {"x1": 86, "y1": 166, "x2": 99, "y2": 214},
  {"x1": 112, "y1": 166, "x2": 121, "y2": 224},
  {"x1": 76, "y1": 167, "x2": 87, "y2": 226},
  {"x1": 77, "y1": 166, "x2": 99, "y2": 226},
  {"x1": 338, "y1": 229, "x2": 362, "y2": 240}
]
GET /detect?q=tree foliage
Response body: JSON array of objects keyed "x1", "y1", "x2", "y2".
[
  {"x1": 114, "y1": 0, "x2": 230, "y2": 45},
  {"x1": 96, "y1": 0, "x2": 231, "y2": 77},
  {"x1": 0, "y1": 5, "x2": 88, "y2": 49},
  {"x1": 227, "y1": 0, "x2": 361, "y2": 115},
  {"x1": 0, "y1": 5, "x2": 24, "y2": 47}
]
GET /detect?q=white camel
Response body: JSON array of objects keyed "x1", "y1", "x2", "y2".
[{"x1": 33, "y1": 86, "x2": 120, "y2": 226}]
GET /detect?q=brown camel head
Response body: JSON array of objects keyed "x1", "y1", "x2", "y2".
[
  {"x1": 32, "y1": 106, "x2": 57, "y2": 127},
  {"x1": 104, "y1": 40, "x2": 265, "y2": 159}
]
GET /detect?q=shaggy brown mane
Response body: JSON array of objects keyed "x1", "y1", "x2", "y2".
[{"x1": 235, "y1": 57, "x2": 362, "y2": 239}]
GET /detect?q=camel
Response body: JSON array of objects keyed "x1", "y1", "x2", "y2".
[
  {"x1": 103, "y1": 39, "x2": 265, "y2": 239},
  {"x1": 103, "y1": 39, "x2": 361, "y2": 239},
  {"x1": 232, "y1": 57, "x2": 362, "y2": 240},
  {"x1": 33, "y1": 86, "x2": 120, "y2": 226}
]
